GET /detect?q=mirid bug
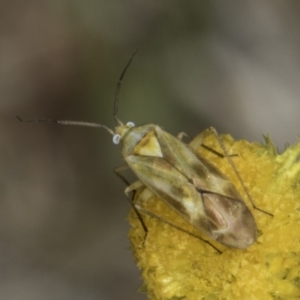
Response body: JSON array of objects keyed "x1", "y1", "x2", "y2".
[{"x1": 17, "y1": 50, "x2": 272, "y2": 249}]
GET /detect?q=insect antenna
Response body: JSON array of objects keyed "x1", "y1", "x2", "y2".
[
  {"x1": 113, "y1": 48, "x2": 138, "y2": 126},
  {"x1": 16, "y1": 116, "x2": 115, "y2": 136},
  {"x1": 17, "y1": 49, "x2": 139, "y2": 135}
]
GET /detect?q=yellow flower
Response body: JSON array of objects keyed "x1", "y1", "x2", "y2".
[{"x1": 128, "y1": 129, "x2": 300, "y2": 300}]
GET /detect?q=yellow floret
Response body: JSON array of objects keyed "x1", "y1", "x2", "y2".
[{"x1": 128, "y1": 129, "x2": 300, "y2": 300}]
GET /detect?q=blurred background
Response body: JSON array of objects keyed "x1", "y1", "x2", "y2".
[{"x1": 2, "y1": 1, "x2": 300, "y2": 299}]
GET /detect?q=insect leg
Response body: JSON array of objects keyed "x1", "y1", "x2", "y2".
[
  {"x1": 177, "y1": 132, "x2": 192, "y2": 141},
  {"x1": 208, "y1": 127, "x2": 273, "y2": 217},
  {"x1": 114, "y1": 166, "x2": 149, "y2": 243},
  {"x1": 189, "y1": 129, "x2": 237, "y2": 158},
  {"x1": 135, "y1": 204, "x2": 222, "y2": 253},
  {"x1": 125, "y1": 181, "x2": 151, "y2": 245},
  {"x1": 177, "y1": 131, "x2": 235, "y2": 158},
  {"x1": 114, "y1": 165, "x2": 131, "y2": 186}
]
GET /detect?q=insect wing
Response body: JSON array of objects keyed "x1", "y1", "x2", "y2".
[
  {"x1": 126, "y1": 154, "x2": 210, "y2": 235},
  {"x1": 155, "y1": 126, "x2": 242, "y2": 200},
  {"x1": 123, "y1": 125, "x2": 257, "y2": 248}
]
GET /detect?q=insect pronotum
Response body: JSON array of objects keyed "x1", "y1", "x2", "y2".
[{"x1": 17, "y1": 50, "x2": 272, "y2": 249}]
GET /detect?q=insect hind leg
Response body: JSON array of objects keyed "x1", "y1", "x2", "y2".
[
  {"x1": 189, "y1": 129, "x2": 238, "y2": 158},
  {"x1": 135, "y1": 204, "x2": 222, "y2": 253},
  {"x1": 208, "y1": 127, "x2": 273, "y2": 217},
  {"x1": 115, "y1": 165, "x2": 222, "y2": 252}
]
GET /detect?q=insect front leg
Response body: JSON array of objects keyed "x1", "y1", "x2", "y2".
[
  {"x1": 114, "y1": 166, "x2": 149, "y2": 242},
  {"x1": 114, "y1": 165, "x2": 131, "y2": 186},
  {"x1": 177, "y1": 132, "x2": 191, "y2": 141}
]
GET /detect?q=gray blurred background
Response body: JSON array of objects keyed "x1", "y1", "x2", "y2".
[{"x1": 2, "y1": 1, "x2": 300, "y2": 299}]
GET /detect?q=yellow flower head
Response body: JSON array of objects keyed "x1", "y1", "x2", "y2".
[{"x1": 128, "y1": 129, "x2": 300, "y2": 300}]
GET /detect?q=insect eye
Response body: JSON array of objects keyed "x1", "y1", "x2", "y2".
[
  {"x1": 126, "y1": 121, "x2": 135, "y2": 127},
  {"x1": 113, "y1": 134, "x2": 121, "y2": 144}
]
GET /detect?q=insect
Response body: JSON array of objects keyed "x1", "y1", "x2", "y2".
[{"x1": 17, "y1": 50, "x2": 272, "y2": 249}]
